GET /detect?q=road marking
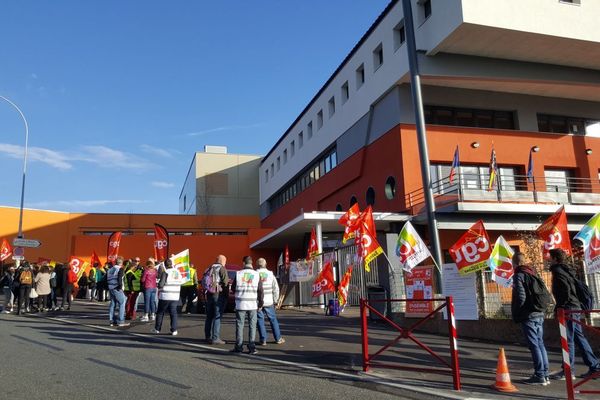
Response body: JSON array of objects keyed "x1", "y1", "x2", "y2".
[{"x1": 39, "y1": 314, "x2": 485, "y2": 400}]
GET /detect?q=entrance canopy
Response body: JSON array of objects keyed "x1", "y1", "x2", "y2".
[{"x1": 251, "y1": 211, "x2": 410, "y2": 250}]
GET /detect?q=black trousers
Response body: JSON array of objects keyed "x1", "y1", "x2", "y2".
[
  {"x1": 155, "y1": 300, "x2": 178, "y2": 333},
  {"x1": 180, "y1": 286, "x2": 196, "y2": 313},
  {"x1": 17, "y1": 285, "x2": 32, "y2": 314},
  {"x1": 61, "y1": 284, "x2": 73, "y2": 308}
]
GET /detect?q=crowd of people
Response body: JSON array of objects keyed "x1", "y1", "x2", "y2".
[{"x1": 0, "y1": 253, "x2": 285, "y2": 354}]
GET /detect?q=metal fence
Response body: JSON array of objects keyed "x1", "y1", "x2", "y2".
[{"x1": 286, "y1": 244, "x2": 380, "y2": 307}]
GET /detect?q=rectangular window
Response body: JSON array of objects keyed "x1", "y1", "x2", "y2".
[
  {"x1": 298, "y1": 131, "x2": 304, "y2": 148},
  {"x1": 341, "y1": 81, "x2": 349, "y2": 103},
  {"x1": 425, "y1": 105, "x2": 516, "y2": 130},
  {"x1": 265, "y1": 170, "x2": 269, "y2": 183},
  {"x1": 545, "y1": 169, "x2": 571, "y2": 193},
  {"x1": 328, "y1": 97, "x2": 335, "y2": 118},
  {"x1": 356, "y1": 64, "x2": 365, "y2": 88},
  {"x1": 283, "y1": 149, "x2": 288, "y2": 164},
  {"x1": 393, "y1": 20, "x2": 406, "y2": 51},
  {"x1": 538, "y1": 113, "x2": 599, "y2": 136},
  {"x1": 307, "y1": 121, "x2": 313, "y2": 139},
  {"x1": 317, "y1": 110, "x2": 324, "y2": 129},
  {"x1": 499, "y1": 167, "x2": 517, "y2": 191},
  {"x1": 423, "y1": 0, "x2": 432, "y2": 19},
  {"x1": 276, "y1": 156, "x2": 280, "y2": 171},
  {"x1": 270, "y1": 163, "x2": 274, "y2": 178},
  {"x1": 373, "y1": 44, "x2": 384, "y2": 71},
  {"x1": 290, "y1": 140, "x2": 295, "y2": 157}
]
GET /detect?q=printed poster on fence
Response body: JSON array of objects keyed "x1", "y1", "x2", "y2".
[
  {"x1": 404, "y1": 265, "x2": 434, "y2": 317},
  {"x1": 289, "y1": 261, "x2": 314, "y2": 282},
  {"x1": 442, "y1": 263, "x2": 479, "y2": 320}
]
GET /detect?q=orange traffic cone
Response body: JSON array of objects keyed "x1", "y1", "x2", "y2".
[{"x1": 491, "y1": 347, "x2": 518, "y2": 392}]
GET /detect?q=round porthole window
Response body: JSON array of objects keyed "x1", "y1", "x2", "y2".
[
  {"x1": 385, "y1": 176, "x2": 396, "y2": 200},
  {"x1": 366, "y1": 187, "x2": 375, "y2": 206},
  {"x1": 335, "y1": 203, "x2": 343, "y2": 211},
  {"x1": 350, "y1": 196, "x2": 358, "y2": 207}
]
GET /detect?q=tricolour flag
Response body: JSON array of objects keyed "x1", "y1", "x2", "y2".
[
  {"x1": 536, "y1": 206, "x2": 571, "y2": 259},
  {"x1": 311, "y1": 261, "x2": 335, "y2": 297},
  {"x1": 307, "y1": 228, "x2": 319, "y2": 261},
  {"x1": 338, "y1": 203, "x2": 361, "y2": 244},
  {"x1": 338, "y1": 266, "x2": 353, "y2": 307},
  {"x1": 574, "y1": 212, "x2": 600, "y2": 274},
  {"x1": 153, "y1": 223, "x2": 169, "y2": 261},
  {"x1": 487, "y1": 145, "x2": 498, "y2": 191},
  {"x1": 0, "y1": 239, "x2": 12, "y2": 262},
  {"x1": 106, "y1": 231, "x2": 122, "y2": 263},
  {"x1": 357, "y1": 206, "x2": 383, "y2": 272},
  {"x1": 449, "y1": 145, "x2": 460, "y2": 184},
  {"x1": 488, "y1": 236, "x2": 515, "y2": 288},
  {"x1": 395, "y1": 221, "x2": 431, "y2": 272},
  {"x1": 171, "y1": 249, "x2": 191, "y2": 283}
]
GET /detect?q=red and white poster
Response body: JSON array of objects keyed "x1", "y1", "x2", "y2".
[
  {"x1": 536, "y1": 206, "x2": 571, "y2": 259},
  {"x1": 311, "y1": 262, "x2": 335, "y2": 297},
  {"x1": 404, "y1": 265, "x2": 435, "y2": 316},
  {"x1": 449, "y1": 220, "x2": 492, "y2": 275},
  {"x1": 106, "y1": 231, "x2": 122, "y2": 263}
]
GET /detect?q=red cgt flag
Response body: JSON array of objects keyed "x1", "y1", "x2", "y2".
[
  {"x1": 107, "y1": 232, "x2": 122, "y2": 263},
  {"x1": 311, "y1": 262, "x2": 336, "y2": 297},
  {"x1": 90, "y1": 250, "x2": 101, "y2": 267},
  {"x1": 536, "y1": 206, "x2": 571, "y2": 259},
  {"x1": 356, "y1": 206, "x2": 383, "y2": 272},
  {"x1": 307, "y1": 227, "x2": 319, "y2": 261},
  {"x1": 0, "y1": 239, "x2": 12, "y2": 262},
  {"x1": 284, "y1": 245, "x2": 290, "y2": 267},
  {"x1": 449, "y1": 220, "x2": 492, "y2": 275},
  {"x1": 338, "y1": 265, "x2": 353, "y2": 307},
  {"x1": 153, "y1": 223, "x2": 169, "y2": 261},
  {"x1": 339, "y1": 203, "x2": 361, "y2": 244}
]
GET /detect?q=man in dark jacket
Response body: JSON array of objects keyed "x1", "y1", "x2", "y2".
[
  {"x1": 548, "y1": 249, "x2": 600, "y2": 380},
  {"x1": 203, "y1": 255, "x2": 230, "y2": 345},
  {"x1": 511, "y1": 252, "x2": 549, "y2": 385}
]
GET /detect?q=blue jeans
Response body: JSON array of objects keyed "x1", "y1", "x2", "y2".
[
  {"x1": 205, "y1": 295, "x2": 225, "y2": 341},
  {"x1": 235, "y1": 309, "x2": 257, "y2": 351},
  {"x1": 257, "y1": 305, "x2": 282, "y2": 342},
  {"x1": 521, "y1": 317, "x2": 549, "y2": 378},
  {"x1": 155, "y1": 300, "x2": 178, "y2": 333},
  {"x1": 109, "y1": 289, "x2": 127, "y2": 324},
  {"x1": 566, "y1": 313, "x2": 600, "y2": 373},
  {"x1": 144, "y1": 288, "x2": 157, "y2": 314}
]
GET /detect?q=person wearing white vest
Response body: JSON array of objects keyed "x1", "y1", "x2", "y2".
[
  {"x1": 256, "y1": 258, "x2": 285, "y2": 346},
  {"x1": 231, "y1": 256, "x2": 263, "y2": 354},
  {"x1": 152, "y1": 259, "x2": 184, "y2": 336}
]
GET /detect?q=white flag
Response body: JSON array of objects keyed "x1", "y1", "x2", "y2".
[
  {"x1": 488, "y1": 236, "x2": 515, "y2": 288},
  {"x1": 396, "y1": 221, "x2": 431, "y2": 272}
]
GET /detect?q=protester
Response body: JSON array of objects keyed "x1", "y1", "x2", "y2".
[
  {"x1": 60, "y1": 263, "x2": 77, "y2": 311},
  {"x1": 88, "y1": 262, "x2": 98, "y2": 300},
  {"x1": 49, "y1": 265, "x2": 58, "y2": 310},
  {"x1": 203, "y1": 255, "x2": 229, "y2": 344},
  {"x1": 107, "y1": 258, "x2": 129, "y2": 327},
  {"x1": 511, "y1": 252, "x2": 551, "y2": 385},
  {"x1": 140, "y1": 259, "x2": 158, "y2": 322},
  {"x1": 125, "y1": 258, "x2": 143, "y2": 320},
  {"x1": 77, "y1": 271, "x2": 88, "y2": 299},
  {"x1": 548, "y1": 248, "x2": 600, "y2": 380},
  {"x1": 256, "y1": 258, "x2": 285, "y2": 345},
  {"x1": 231, "y1": 256, "x2": 263, "y2": 354},
  {"x1": 15, "y1": 262, "x2": 34, "y2": 315},
  {"x1": 0, "y1": 266, "x2": 16, "y2": 313},
  {"x1": 96, "y1": 264, "x2": 108, "y2": 301},
  {"x1": 179, "y1": 264, "x2": 198, "y2": 314},
  {"x1": 34, "y1": 265, "x2": 52, "y2": 312},
  {"x1": 153, "y1": 259, "x2": 184, "y2": 335}
]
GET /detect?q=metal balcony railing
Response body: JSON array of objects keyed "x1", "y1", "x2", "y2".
[{"x1": 404, "y1": 173, "x2": 600, "y2": 212}]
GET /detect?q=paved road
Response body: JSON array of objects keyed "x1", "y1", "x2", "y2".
[{"x1": 0, "y1": 313, "x2": 425, "y2": 400}]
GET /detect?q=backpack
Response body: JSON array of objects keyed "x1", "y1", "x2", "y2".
[
  {"x1": 565, "y1": 268, "x2": 594, "y2": 311},
  {"x1": 67, "y1": 270, "x2": 78, "y2": 284},
  {"x1": 19, "y1": 270, "x2": 33, "y2": 285},
  {"x1": 202, "y1": 265, "x2": 222, "y2": 294},
  {"x1": 527, "y1": 273, "x2": 554, "y2": 313}
]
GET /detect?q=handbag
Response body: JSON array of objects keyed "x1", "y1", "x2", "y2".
[{"x1": 29, "y1": 288, "x2": 39, "y2": 299}]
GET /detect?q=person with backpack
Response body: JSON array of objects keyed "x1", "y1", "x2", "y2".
[
  {"x1": 548, "y1": 248, "x2": 600, "y2": 380},
  {"x1": 60, "y1": 263, "x2": 78, "y2": 311},
  {"x1": 203, "y1": 255, "x2": 229, "y2": 344},
  {"x1": 15, "y1": 261, "x2": 35, "y2": 315},
  {"x1": 511, "y1": 252, "x2": 551, "y2": 385}
]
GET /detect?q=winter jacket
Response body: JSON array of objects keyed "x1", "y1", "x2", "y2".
[
  {"x1": 550, "y1": 263, "x2": 581, "y2": 310},
  {"x1": 511, "y1": 265, "x2": 545, "y2": 323},
  {"x1": 141, "y1": 268, "x2": 158, "y2": 289},
  {"x1": 34, "y1": 272, "x2": 52, "y2": 296}
]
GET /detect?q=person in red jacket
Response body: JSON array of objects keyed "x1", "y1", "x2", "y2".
[{"x1": 60, "y1": 264, "x2": 78, "y2": 311}]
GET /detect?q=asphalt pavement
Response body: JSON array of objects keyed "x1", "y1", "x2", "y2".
[{"x1": 1, "y1": 301, "x2": 599, "y2": 400}]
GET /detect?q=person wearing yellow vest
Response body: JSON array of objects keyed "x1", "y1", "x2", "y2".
[
  {"x1": 88, "y1": 263, "x2": 98, "y2": 301},
  {"x1": 125, "y1": 258, "x2": 143, "y2": 320},
  {"x1": 231, "y1": 256, "x2": 263, "y2": 354},
  {"x1": 256, "y1": 258, "x2": 285, "y2": 346},
  {"x1": 179, "y1": 264, "x2": 198, "y2": 314}
]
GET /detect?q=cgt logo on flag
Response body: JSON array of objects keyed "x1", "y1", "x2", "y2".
[{"x1": 449, "y1": 220, "x2": 492, "y2": 275}]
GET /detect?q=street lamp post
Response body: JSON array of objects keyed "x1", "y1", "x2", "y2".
[{"x1": 0, "y1": 96, "x2": 30, "y2": 240}]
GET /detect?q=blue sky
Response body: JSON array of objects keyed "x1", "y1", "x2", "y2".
[{"x1": 0, "y1": 1, "x2": 388, "y2": 214}]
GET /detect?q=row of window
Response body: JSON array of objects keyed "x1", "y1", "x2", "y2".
[
  {"x1": 269, "y1": 148, "x2": 338, "y2": 212},
  {"x1": 265, "y1": 1, "x2": 434, "y2": 184},
  {"x1": 332, "y1": 176, "x2": 398, "y2": 211},
  {"x1": 537, "y1": 114, "x2": 600, "y2": 136}
]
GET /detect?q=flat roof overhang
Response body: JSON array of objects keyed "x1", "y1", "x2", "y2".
[{"x1": 251, "y1": 211, "x2": 410, "y2": 250}]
